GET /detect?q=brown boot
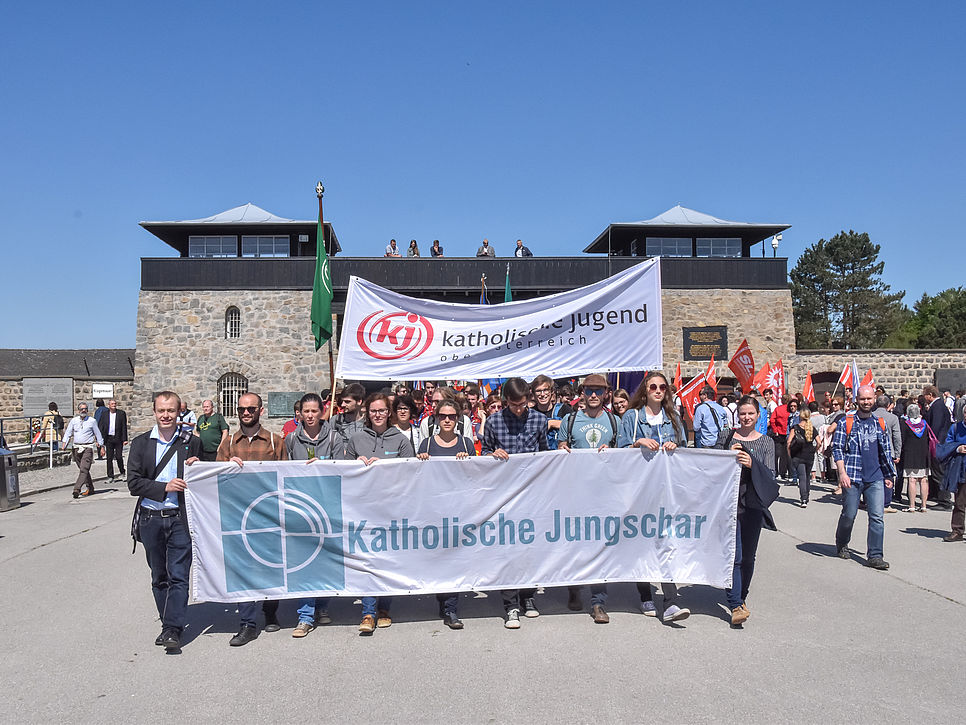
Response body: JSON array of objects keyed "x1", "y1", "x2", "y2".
[
  {"x1": 591, "y1": 605, "x2": 609, "y2": 624},
  {"x1": 731, "y1": 606, "x2": 750, "y2": 626},
  {"x1": 358, "y1": 615, "x2": 375, "y2": 634}
]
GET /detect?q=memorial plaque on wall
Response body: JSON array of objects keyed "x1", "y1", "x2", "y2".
[
  {"x1": 683, "y1": 326, "x2": 728, "y2": 361},
  {"x1": 23, "y1": 377, "x2": 74, "y2": 416},
  {"x1": 267, "y1": 392, "x2": 304, "y2": 418},
  {"x1": 936, "y1": 369, "x2": 966, "y2": 394}
]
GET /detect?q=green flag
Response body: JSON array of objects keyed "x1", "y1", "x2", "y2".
[
  {"x1": 311, "y1": 213, "x2": 333, "y2": 350},
  {"x1": 504, "y1": 263, "x2": 512, "y2": 303}
]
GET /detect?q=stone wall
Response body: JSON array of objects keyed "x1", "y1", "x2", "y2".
[
  {"x1": 0, "y1": 378, "x2": 134, "y2": 444},
  {"x1": 133, "y1": 290, "x2": 337, "y2": 430},
  {"x1": 789, "y1": 350, "x2": 966, "y2": 396},
  {"x1": 661, "y1": 288, "x2": 796, "y2": 383}
]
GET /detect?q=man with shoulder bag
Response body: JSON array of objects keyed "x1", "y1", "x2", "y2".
[{"x1": 127, "y1": 391, "x2": 203, "y2": 652}]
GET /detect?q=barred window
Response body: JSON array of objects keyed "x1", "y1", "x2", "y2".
[
  {"x1": 225, "y1": 306, "x2": 241, "y2": 339},
  {"x1": 218, "y1": 373, "x2": 248, "y2": 416}
]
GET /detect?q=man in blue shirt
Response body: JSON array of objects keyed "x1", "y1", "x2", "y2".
[
  {"x1": 832, "y1": 385, "x2": 896, "y2": 570},
  {"x1": 692, "y1": 385, "x2": 730, "y2": 448}
]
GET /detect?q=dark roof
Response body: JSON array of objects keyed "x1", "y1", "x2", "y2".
[
  {"x1": 583, "y1": 205, "x2": 791, "y2": 254},
  {"x1": 140, "y1": 203, "x2": 341, "y2": 255},
  {"x1": 0, "y1": 349, "x2": 135, "y2": 380}
]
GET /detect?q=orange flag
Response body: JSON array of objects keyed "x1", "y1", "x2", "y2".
[
  {"x1": 705, "y1": 356, "x2": 718, "y2": 395},
  {"x1": 803, "y1": 371, "x2": 815, "y2": 403},
  {"x1": 728, "y1": 339, "x2": 756, "y2": 393},
  {"x1": 860, "y1": 369, "x2": 875, "y2": 388},
  {"x1": 674, "y1": 362, "x2": 682, "y2": 392}
]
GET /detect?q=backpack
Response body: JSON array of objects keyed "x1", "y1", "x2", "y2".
[
  {"x1": 563, "y1": 409, "x2": 619, "y2": 448},
  {"x1": 843, "y1": 413, "x2": 887, "y2": 454},
  {"x1": 53, "y1": 413, "x2": 64, "y2": 431}
]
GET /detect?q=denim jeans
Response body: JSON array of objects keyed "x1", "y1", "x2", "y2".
[
  {"x1": 835, "y1": 479, "x2": 885, "y2": 559},
  {"x1": 361, "y1": 596, "x2": 392, "y2": 616},
  {"x1": 436, "y1": 592, "x2": 460, "y2": 617},
  {"x1": 297, "y1": 597, "x2": 331, "y2": 624},
  {"x1": 139, "y1": 510, "x2": 192, "y2": 633},
  {"x1": 792, "y1": 459, "x2": 811, "y2": 502},
  {"x1": 726, "y1": 508, "x2": 764, "y2": 609}
]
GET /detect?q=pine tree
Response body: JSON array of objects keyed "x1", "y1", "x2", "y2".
[{"x1": 790, "y1": 231, "x2": 906, "y2": 349}]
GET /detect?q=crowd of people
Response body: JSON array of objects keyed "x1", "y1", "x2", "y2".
[
  {"x1": 110, "y1": 372, "x2": 966, "y2": 652},
  {"x1": 382, "y1": 238, "x2": 534, "y2": 258}
]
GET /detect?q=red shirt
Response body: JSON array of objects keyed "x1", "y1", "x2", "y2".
[{"x1": 770, "y1": 405, "x2": 790, "y2": 435}]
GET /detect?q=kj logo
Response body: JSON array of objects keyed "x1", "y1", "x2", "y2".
[
  {"x1": 357, "y1": 309, "x2": 434, "y2": 360},
  {"x1": 219, "y1": 471, "x2": 344, "y2": 593}
]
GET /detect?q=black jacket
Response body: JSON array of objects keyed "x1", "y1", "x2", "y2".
[
  {"x1": 926, "y1": 400, "x2": 951, "y2": 443},
  {"x1": 97, "y1": 408, "x2": 128, "y2": 441},
  {"x1": 127, "y1": 429, "x2": 203, "y2": 516}
]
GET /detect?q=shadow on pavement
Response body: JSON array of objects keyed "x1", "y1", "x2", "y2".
[
  {"x1": 796, "y1": 542, "x2": 841, "y2": 558},
  {"x1": 900, "y1": 527, "x2": 948, "y2": 539}
]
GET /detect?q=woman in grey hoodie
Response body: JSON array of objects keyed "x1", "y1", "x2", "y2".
[{"x1": 347, "y1": 393, "x2": 416, "y2": 635}]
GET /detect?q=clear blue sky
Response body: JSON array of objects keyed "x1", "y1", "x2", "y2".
[{"x1": 1, "y1": 1, "x2": 963, "y2": 348}]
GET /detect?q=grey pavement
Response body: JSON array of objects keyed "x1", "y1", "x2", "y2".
[
  {"x1": 17, "y1": 455, "x2": 119, "y2": 497},
  {"x1": 1, "y1": 479, "x2": 964, "y2": 723}
]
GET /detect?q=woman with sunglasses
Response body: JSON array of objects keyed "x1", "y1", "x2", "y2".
[
  {"x1": 392, "y1": 394, "x2": 423, "y2": 454},
  {"x1": 618, "y1": 372, "x2": 691, "y2": 623},
  {"x1": 416, "y1": 399, "x2": 477, "y2": 629},
  {"x1": 713, "y1": 395, "x2": 776, "y2": 626},
  {"x1": 345, "y1": 393, "x2": 416, "y2": 636}
]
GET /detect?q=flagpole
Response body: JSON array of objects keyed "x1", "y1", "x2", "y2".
[{"x1": 317, "y1": 183, "x2": 336, "y2": 397}]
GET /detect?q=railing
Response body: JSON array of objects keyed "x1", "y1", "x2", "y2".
[
  {"x1": 141, "y1": 256, "x2": 789, "y2": 292},
  {"x1": 0, "y1": 416, "x2": 64, "y2": 467}
]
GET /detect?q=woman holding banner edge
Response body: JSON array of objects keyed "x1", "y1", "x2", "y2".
[
  {"x1": 345, "y1": 393, "x2": 416, "y2": 635},
  {"x1": 416, "y1": 398, "x2": 477, "y2": 629},
  {"x1": 618, "y1": 371, "x2": 691, "y2": 623},
  {"x1": 714, "y1": 395, "x2": 776, "y2": 627}
]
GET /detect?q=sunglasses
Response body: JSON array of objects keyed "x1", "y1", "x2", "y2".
[
  {"x1": 437, "y1": 412, "x2": 458, "y2": 421},
  {"x1": 237, "y1": 406, "x2": 259, "y2": 414},
  {"x1": 584, "y1": 387, "x2": 605, "y2": 397},
  {"x1": 649, "y1": 383, "x2": 667, "y2": 392}
]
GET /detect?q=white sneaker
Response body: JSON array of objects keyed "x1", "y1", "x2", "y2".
[
  {"x1": 662, "y1": 604, "x2": 690, "y2": 622},
  {"x1": 504, "y1": 609, "x2": 521, "y2": 629},
  {"x1": 640, "y1": 600, "x2": 657, "y2": 617}
]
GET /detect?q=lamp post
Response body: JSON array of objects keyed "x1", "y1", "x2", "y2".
[{"x1": 771, "y1": 233, "x2": 782, "y2": 258}]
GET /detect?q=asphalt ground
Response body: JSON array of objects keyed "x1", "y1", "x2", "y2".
[{"x1": 2, "y1": 471, "x2": 964, "y2": 723}]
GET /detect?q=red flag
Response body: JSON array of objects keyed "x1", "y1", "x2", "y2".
[
  {"x1": 764, "y1": 359, "x2": 786, "y2": 400},
  {"x1": 705, "y1": 356, "x2": 718, "y2": 395},
  {"x1": 674, "y1": 362, "x2": 682, "y2": 392},
  {"x1": 728, "y1": 339, "x2": 756, "y2": 393},
  {"x1": 803, "y1": 372, "x2": 815, "y2": 403},
  {"x1": 678, "y1": 374, "x2": 706, "y2": 419},
  {"x1": 753, "y1": 362, "x2": 772, "y2": 392},
  {"x1": 860, "y1": 369, "x2": 875, "y2": 388},
  {"x1": 837, "y1": 362, "x2": 853, "y2": 389}
]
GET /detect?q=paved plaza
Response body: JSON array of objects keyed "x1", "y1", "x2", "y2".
[{"x1": 2, "y1": 467, "x2": 963, "y2": 723}]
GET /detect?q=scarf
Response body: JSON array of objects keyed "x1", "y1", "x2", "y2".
[{"x1": 905, "y1": 417, "x2": 926, "y2": 437}]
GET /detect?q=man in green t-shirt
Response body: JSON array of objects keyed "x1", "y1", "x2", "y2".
[
  {"x1": 558, "y1": 374, "x2": 620, "y2": 624},
  {"x1": 196, "y1": 399, "x2": 229, "y2": 461}
]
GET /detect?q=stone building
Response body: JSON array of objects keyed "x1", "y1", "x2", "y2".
[
  {"x1": 0, "y1": 349, "x2": 135, "y2": 443},
  {"x1": 132, "y1": 203, "x2": 796, "y2": 428}
]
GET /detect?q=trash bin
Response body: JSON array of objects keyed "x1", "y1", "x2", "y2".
[{"x1": 0, "y1": 447, "x2": 20, "y2": 511}]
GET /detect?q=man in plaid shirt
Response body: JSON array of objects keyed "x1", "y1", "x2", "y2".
[
  {"x1": 832, "y1": 385, "x2": 897, "y2": 570},
  {"x1": 482, "y1": 377, "x2": 548, "y2": 628}
]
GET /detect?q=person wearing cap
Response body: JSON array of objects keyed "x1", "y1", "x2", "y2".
[{"x1": 558, "y1": 374, "x2": 620, "y2": 624}]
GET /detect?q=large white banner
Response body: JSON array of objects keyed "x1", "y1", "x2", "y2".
[
  {"x1": 184, "y1": 448, "x2": 739, "y2": 603},
  {"x1": 334, "y1": 259, "x2": 662, "y2": 380}
]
